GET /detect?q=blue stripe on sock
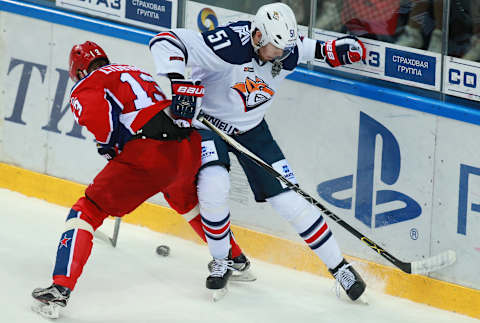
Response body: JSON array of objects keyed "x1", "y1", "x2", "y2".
[
  {"x1": 204, "y1": 229, "x2": 231, "y2": 241},
  {"x1": 66, "y1": 209, "x2": 79, "y2": 221},
  {"x1": 309, "y1": 231, "x2": 332, "y2": 250},
  {"x1": 201, "y1": 213, "x2": 230, "y2": 227},
  {"x1": 299, "y1": 216, "x2": 323, "y2": 238}
]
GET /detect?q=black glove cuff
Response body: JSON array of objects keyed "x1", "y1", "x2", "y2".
[{"x1": 315, "y1": 41, "x2": 326, "y2": 60}]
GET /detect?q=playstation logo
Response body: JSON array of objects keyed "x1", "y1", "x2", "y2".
[{"x1": 317, "y1": 112, "x2": 422, "y2": 228}]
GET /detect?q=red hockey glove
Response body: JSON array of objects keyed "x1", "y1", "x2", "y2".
[
  {"x1": 323, "y1": 36, "x2": 366, "y2": 68},
  {"x1": 171, "y1": 79, "x2": 204, "y2": 126}
]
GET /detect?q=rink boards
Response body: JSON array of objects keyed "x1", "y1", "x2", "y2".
[{"x1": 0, "y1": 2, "x2": 479, "y2": 318}]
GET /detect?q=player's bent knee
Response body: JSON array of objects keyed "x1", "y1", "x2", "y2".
[
  {"x1": 62, "y1": 208, "x2": 95, "y2": 234},
  {"x1": 197, "y1": 165, "x2": 230, "y2": 214},
  {"x1": 64, "y1": 217, "x2": 95, "y2": 235},
  {"x1": 71, "y1": 197, "x2": 109, "y2": 231},
  {"x1": 267, "y1": 190, "x2": 321, "y2": 232}
]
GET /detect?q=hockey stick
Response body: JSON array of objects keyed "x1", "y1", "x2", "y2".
[
  {"x1": 198, "y1": 116, "x2": 456, "y2": 274},
  {"x1": 94, "y1": 217, "x2": 122, "y2": 247}
]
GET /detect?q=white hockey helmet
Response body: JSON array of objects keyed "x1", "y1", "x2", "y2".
[{"x1": 251, "y1": 2, "x2": 298, "y2": 60}]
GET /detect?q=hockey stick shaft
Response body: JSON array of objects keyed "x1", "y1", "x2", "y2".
[
  {"x1": 111, "y1": 217, "x2": 122, "y2": 247},
  {"x1": 199, "y1": 116, "x2": 421, "y2": 274}
]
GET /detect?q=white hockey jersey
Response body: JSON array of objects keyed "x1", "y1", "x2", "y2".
[{"x1": 149, "y1": 21, "x2": 317, "y2": 133}]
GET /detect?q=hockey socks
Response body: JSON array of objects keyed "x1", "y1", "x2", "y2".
[
  {"x1": 201, "y1": 213, "x2": 231, "y2": 259},
  {"x1": 52, "y1": 198, "x2": 109, "y2": 290},
  {"x1": 299, "y1": 215, "x2": 343, "y2": 270},
  {"x1": 52, "y1": 208, "x2": 97, "y2": 290},
  {"x1": 268, "y1": 191, "x2": 343, "y2": 270},
  {"x1": 187, "y1": 214, "x2": 243, "y2": 258},
  {"x1": 197, "y1": 165, "x2": 243, "y2": 258}
]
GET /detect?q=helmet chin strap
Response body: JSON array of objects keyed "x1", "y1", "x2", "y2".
[
  {"x1": 251, "y1": 37, "x2": 260, "y2": 53},
  {"x1": 251, "y1": 29, "x2": 266, "y2": 53}
]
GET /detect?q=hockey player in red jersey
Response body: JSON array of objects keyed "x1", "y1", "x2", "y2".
[
  {"x1": 31, "y1": 41, "x2": 246, "y2": 318},
  {"x1": 149, "y1": 2, "x2": 367, "y2": 301}
]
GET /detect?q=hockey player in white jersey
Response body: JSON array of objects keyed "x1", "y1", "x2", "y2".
[{"x1": 150, "y1": 2, "x2": 367, "y2": 300}]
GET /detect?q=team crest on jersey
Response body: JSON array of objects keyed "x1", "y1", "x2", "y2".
[
  {"x1": 70, "y1": 97, "x2": 83, "y2": 121},
  {"x1": 231, "y1": 76, "x2": 275, "y2": 112}
]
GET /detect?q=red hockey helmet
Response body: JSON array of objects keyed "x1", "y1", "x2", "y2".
[{"x1": 69, "y1": 41, "x2": 109, "y2": 82}]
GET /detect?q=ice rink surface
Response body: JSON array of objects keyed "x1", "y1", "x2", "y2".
[{"x1": 0, "y1": 188, "x2": 477, "y2": 323}]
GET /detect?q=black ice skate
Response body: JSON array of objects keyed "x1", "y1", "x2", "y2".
[
  {"x1": 206, "y1": 258, "x2": 233, "y2": 301},
  {"x1": 208, "y1": 250, "x2": 256, "y2": 282},
  {"x1": 31, "y1": 284, "x2": 71, "y2": 319},
  {"x1": 329, "y1": 259, "x2": 366, "y2": 301}
]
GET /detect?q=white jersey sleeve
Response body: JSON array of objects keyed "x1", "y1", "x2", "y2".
[
  {"x1": 149, "y1": 29, "x2": 236, "y2": 78},
  {"x1": 298, "y1": 36, "x2": 316, "y2": 63}
]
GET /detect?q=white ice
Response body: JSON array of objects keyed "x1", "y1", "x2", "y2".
[{"x1": 0, "y1": 188, "x2": 477, "y2": 323}]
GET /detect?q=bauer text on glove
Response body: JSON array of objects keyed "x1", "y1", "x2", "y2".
[{"x1": 170, "y1": 79, "x2": 204, "y2": 126}]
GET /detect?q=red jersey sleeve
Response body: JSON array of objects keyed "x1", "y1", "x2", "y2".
[{"x1": 70, "y1": 78, "x2": 114, "y2": 144}]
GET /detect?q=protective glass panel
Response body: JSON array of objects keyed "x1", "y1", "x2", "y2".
[
  {"x1": 448, "y1": 0, "x2": 480, "y2": 61},
  {"x1": 315, "y1": 0, "x2": 444, "y2": 52},
  {"x1": 193, "y1": 0, "x2": 312, "y2": 26},
  {"x1": 191, "y1": 0, "x2": 277, "y2": 15}
]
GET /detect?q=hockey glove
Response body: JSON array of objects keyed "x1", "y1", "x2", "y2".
[
  {"x1": 170, "y1": 79, "x2": 204, "y2": 127},
  {"x1": 323, "y1": 36, "x2": 366, "y2": 68},
  {"x1": 97, "y1": 143, "x2": 117, "y2": 161}
]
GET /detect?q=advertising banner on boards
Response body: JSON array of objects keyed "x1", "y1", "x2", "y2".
[
  {"x1": 310, "y1": 28, "x2": 442, "y2": 92},
  {"x1": 56, "y1": 0, "x2": 176, "y2": 31},
  {"x1": 443, "y1": 56, "x2": 480, "y2": 102}
]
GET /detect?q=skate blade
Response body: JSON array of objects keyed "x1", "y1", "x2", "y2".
[
  {"x1": 230, "y1": 270, "x2": 256, "y2": 282},
  {"x1": 332, "y1": 286, "x2": 369, "y2": 305},
  {"x1": 355, "y1": 293, "x2": 369, "y2": 305},
  {"x1": 31, "y1": 300, "x2": 61, "y2": 319},
  {"x1": 211, "y1": 287, "x2": 228, "y2": 302}
]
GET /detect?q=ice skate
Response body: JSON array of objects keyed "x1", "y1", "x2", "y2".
[
  {"x1": 206, "y1": 258, "x2": 233, "y2": 302},
  {"x1": 31, "y1": 284, "x2": 71, "y2": 319},
  {"x1": 208, "y1": 250, "x2": 256, "y2": 282},
  {"x1": 329, "y1": 259, "x2": 366, "y2": 302},
  {"x1": 229, "y1": 252, "x2": 256, "y2": 282}
]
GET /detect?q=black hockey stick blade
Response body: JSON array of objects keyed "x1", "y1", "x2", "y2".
[{"x1": 198, "y1": 115, "x2": 456, "y2": 274}]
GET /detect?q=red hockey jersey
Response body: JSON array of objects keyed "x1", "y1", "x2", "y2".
[{"x1": 69, "y1": 64, "x2": 170, "y2": 148}]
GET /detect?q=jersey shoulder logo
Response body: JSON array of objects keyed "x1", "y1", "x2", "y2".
[
  {"x1": 70, "y1": 97, "x2": 83, "y2": 122},
  {"x1": 231, "y1": 76, "x2": 275, "y2": 112},
  {"x1": 229, "y1": 25, "x2": 250, "y2": 45}
]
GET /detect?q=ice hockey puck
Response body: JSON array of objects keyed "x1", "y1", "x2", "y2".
[{"x1": 156, "y1": 245, "x2": 170, "y2": 257}]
